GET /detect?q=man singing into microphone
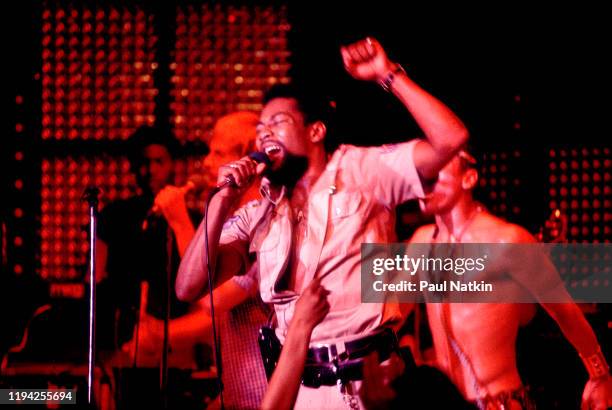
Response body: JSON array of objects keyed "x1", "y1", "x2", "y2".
[
  {"x1": 177, "y1": 37, "x2": 469, "y2": 409},
  {"x1": 95, "y1": 126, "x2": 212, "y2": 409}
]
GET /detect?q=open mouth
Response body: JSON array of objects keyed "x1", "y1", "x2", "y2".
[
  {"x1": 263, "y1": 144, "x2": 282, "y2": 156},
  {"x1": 262, "y1": 144, "x2": 285, "y2": 167}
]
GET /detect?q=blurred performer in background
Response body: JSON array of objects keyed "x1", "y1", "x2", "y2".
[
  {"x1": 408, "y1": 150, "x2": 612, "y2": 409},
  {"x1": 200, "y1": 111, "x2": 261, "y2": 205},
  {"x1": 95, "y1": 126, "x2": 212, "y2": 409},
  {"x1": 200, "y1": 112, "x2": 271, "y2": 410}
]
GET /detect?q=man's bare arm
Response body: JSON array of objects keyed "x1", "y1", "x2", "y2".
[
  {"x1": 154, "y1": 184, "x2": 196, "y2": 257},
  {"x1": 176, "y1": 155, "x2": 263, "y2": 302},
  {"x1": 175, "y1": 192, "x2": 241, "y2": 302},
  {"x1": 504, "y1": 226, "x2": 611, "y2": 407},
  {"x1": 391, "y1": 74, "x2": 468, "y2": 181},
  {"x1": 341, "y1": 38, "x2": 469, "y2": 182},
  {"x1": 502, "y1": 227, "x2": 597, "y2": 347}
]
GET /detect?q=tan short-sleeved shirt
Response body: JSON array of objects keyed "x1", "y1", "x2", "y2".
[{"x1": 220, "y1": 140, "x2": 424, "y2": 344}]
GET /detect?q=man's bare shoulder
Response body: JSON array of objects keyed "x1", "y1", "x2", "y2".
[
  {"x1": 407, "y1": 224, "x2": 436, "y2": 243},
  {"x1": 477, "y1": 212, "x2": 536, "y2": 244}
]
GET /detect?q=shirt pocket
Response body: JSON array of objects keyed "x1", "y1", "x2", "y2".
[{"x1": 330, "y1": 191, "x2": 363, "y2": 221}]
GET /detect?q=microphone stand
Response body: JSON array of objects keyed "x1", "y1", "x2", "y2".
[
  {"x1": 82, "y1": 186, "x2": 100, "y2": 406},
  {"x1": 161, "y1": 225, "x2": 172, "y2": 408}
]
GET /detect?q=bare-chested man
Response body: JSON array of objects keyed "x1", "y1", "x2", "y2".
[{"x1": 409, "y1": 150, "x2": 612, "y2": 409}]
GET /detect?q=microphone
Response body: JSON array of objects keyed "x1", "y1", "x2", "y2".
[
  {"x1": 142, "y1": 174, "x2": 207, "y2": 231},
  {"x1": 215, "y1": 151, "x2": 271, "y2": 190}
]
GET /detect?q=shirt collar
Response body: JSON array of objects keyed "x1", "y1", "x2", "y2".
[{"x1": 259, "y1": 177, "x2": 287, "y2": 206}]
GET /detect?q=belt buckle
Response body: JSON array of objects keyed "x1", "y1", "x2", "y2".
[
  {"x1": 329, "y1": 341, "x2": 352, "y2": 384},
  {"x1": 303, "y1": 340, "x2": 353, "y2": 387},
  {"x1": 326, "y1": 344, "x2": 339, "y2": 375},
  {"x1": 328, "y1": 340, "x2": 349, "y2": 363}
]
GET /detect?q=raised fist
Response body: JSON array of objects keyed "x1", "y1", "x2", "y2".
[{"x1": 341, "y1": 37, "x2": 394, "y2": 83}]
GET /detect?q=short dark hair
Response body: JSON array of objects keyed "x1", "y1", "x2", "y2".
[
  {"x1": 263, "y1": 83, "x2": 337, "y2": 151},
  {"x1": 126, "y1": 126, "x2": 181, "y2": 164}
]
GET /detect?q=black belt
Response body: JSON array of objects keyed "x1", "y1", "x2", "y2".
[{"x1": 302, "y1": 328, "x2": 398, "y2": 387}]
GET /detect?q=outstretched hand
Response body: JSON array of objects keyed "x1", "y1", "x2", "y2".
[{"x1": 341, "y1": 37, "x2": 395, "y2": 83}]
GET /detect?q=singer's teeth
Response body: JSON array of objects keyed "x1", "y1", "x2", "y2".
[{"x1": 264, "y1": 145, "x2": 281, "y2": 155}]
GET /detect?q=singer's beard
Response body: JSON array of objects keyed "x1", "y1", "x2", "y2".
[{"x1": 264, "y1": 152, "x2": 308, "y2": 190}]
